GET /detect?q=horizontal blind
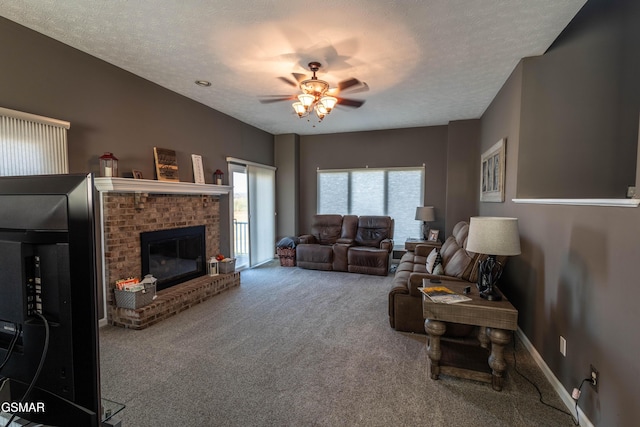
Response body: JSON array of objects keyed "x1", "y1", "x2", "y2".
[
  {"x1": 0, "y1": 107, "x2": 70, "y2": 177},
  {"x1": 317, "y1": 166, "x2": 424, "y2": 244}
]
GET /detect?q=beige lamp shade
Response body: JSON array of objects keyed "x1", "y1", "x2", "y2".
[
  {"x1": 466, "y1": 216, "x2": 521, "y2": 256},
  {"x1": 415, "y1": 206, "x2": 435, "y2": 222}
]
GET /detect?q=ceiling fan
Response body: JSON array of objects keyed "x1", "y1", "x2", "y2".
[{"x1": 260, "y1": 62, "x2": 368, "y2": 121}]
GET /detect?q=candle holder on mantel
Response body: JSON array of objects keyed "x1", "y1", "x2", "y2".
[
  {"x1": 99, "y1": 152, "x2": 119, "y2": 177},
  {"x1": 214, "y1": 169, "x2": 224, "y2": 185}
]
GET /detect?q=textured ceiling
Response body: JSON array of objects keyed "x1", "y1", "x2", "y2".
[{"x1": 0, "y1": 0, "x2": 586, "y2": 136}]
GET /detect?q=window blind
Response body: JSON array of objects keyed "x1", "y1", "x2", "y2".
[
  {"x1": 317, "y1": 166, "x2": 424, "y2": 244},
  {"x1": 0, "y1": 107, "x2": 70, "y2": 177}
]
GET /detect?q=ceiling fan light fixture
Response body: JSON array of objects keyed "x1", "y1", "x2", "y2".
[
  {"x1": 292, "y1": 102, "x2": 306, "y2": 117},
  {"x1": 320, "y1": 95, "x2": 338, "y2": 112},
  {"x1": 264, "y1": 61, "x2": 367, "y2": 125},
  {"x1": 301, "y1": 79, "x2": 329, "y2": 97},
  {"x1": 315, "y1": 103, "x2": 328, "y2": 120},
  {"x1": 298, "y1": 93, "x2": 315, "y2": 109}
]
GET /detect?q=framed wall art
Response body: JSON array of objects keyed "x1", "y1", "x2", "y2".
[
  {"x1": 191, "y1": 154, "x2": 205, "y2": 184},
  {"x1": 480, "y1": 138, "x2": 506, "y2": 202},
  {"x1": 153, "y1": 147, "x2": 179, "y2": 182}
]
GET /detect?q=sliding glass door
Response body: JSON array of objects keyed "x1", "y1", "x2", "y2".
[
  {"x1": 248, "y1": 165, "x2": 276, "y2": 267},
  {"x1": 229, "y1": 159, "x2": 276, "y2": 268},
  {"x1": 230, "y1": 164, "x2": 249, "y2": 269}
]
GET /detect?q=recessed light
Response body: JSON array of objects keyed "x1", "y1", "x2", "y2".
[{"x1": 195, "y1": 80, "x2": 211, "y2": 87}]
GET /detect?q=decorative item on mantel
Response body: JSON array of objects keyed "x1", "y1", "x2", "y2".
[
  {"x1": 99, "y1": 152, "x2": 118, "y2": 177},
  {"x1": 214, "y1": 169, "x2": 224, "y2": 185},
  {"x1": 154, "y1": 147, "x2": 180, "y2": 182}
]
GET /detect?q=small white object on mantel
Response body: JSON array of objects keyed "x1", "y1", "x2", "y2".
[{"x1": 94, "y1": 177, "x2": 231, "y2": 196}]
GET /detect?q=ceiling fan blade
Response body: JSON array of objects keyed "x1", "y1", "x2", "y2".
[
  {"x1": 259, "y1": 96, "x2": 296, "y2": 104},
  {"x1": 337, "y1": 78, "x2": 363, "y2": 92},
  {"x1": 278, "y1": 76, "x2": 298, "y2": 87},
  {"x1": 337, "y1": 97, "x2": 365, "y2": 108},
  {"x1": 292, "y1": 73, "x2": 308, "y2": 83},
  {"x1": 342, "y1": 82, "x2": 369, "y2": 94}
]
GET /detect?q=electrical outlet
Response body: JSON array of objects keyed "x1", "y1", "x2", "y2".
[
  {"x1": 590, "y1": 365, "x2": 599, "y2": 392},
  {"x1": 560, "y1": 336, "x2": 567, "y2": 356},
  {"x1": 627, "y1": 186, "x2": 636, "y2": 198}
]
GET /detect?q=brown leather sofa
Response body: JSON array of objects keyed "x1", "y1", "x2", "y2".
[
  {"x1": 388, "y1": 221, "x2": 484, "y2": 334},
  {"x1": 297, "y1": 214, "x2": 394, "y2": 276}
]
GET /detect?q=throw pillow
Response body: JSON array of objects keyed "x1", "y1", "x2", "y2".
[
  {"x1": 433, "y1": 249, "x2": 443, "y2": 271},
  {"x1": 425, "y1": 248, "x2": 438, "y2": 273},
  {"x1": 433, "y1": 263, "x2": 444, "y2": 275}
]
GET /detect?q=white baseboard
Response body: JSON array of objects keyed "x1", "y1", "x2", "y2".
[{"x1": 517, "y1": 329, "x2": 594, "y2": 427}]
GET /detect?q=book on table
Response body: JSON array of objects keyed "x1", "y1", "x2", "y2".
[{"x1": 419, "y1": 283, "x2": 471, "y2": 304}]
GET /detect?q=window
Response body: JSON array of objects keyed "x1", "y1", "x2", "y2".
[
  {"x1": 0, "y1": 107, "x2": 70, "y2": 177},
  {"x1": 317, "y1": 166, "x2": 424, "y2": 244}
]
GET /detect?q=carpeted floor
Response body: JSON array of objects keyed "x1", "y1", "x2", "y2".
[{"x1": 99, "y1": 261, "x2": 576, "y2": 426}]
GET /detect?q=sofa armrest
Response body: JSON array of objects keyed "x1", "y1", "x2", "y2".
[
  {"x1": 415, "y1": 244, "x2": 438, "y2": 257},
  {"x1": 408, "y1": 272, "x2": 466, "y2": 297},
  {"x1": 298, "y1": 234, "x2": 317, "y2": 244},
  {"x1": 380, "y1": 238, "x2": 393, "y2": 252}
]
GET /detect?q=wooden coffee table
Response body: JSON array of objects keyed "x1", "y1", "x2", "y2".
[{"x1": 422, "y1": 279, "x2": 518, "y2": 391}]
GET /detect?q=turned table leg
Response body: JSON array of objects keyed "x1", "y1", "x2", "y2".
[
  {"x1": 487, "y1": 327, "x2": 511, "y2": 391},
  {"x1": 425, "y1": 319, "x2": 446, "y2": 380}
]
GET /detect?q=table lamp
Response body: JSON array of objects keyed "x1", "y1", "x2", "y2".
[
  {"x1": 415, "y1": 206, "x2": 435, "y2": 240},
  {"x1": 465, "y1": 216, "x2": 521, "y2": 301}
]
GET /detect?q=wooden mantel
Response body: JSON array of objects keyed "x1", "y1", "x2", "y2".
[{"x1": 94, "y1": 177, "x2": 232, "y2": 195}]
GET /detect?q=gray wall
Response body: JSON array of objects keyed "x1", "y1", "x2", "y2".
[
  {"x1": 275, "y1": 133, "x2": 300, "y2": 239},
  {"x1": 517, "y1": 0, "x2": 638, "y2": 198},
  {"x1": 0, "y1": 16, "x2": 274, "y2": 256},
  {"x1": 297, "y1": 125, "x2": 479, "y2": 238},
  {"x1": 481, "y1": 0, "x2": 640, "y2": 424},
  {"x1": 445, "y1": 120, "x2": 481, "y2": 236}
]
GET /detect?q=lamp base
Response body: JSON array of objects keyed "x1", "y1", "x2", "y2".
[
  {"x1": 421, "y1": 223, "x2": 430, "y2": 241},
  {"x1": 480, "y1": 286, "x2": 503, "y2": 301}
]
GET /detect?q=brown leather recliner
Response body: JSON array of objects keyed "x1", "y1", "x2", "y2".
[{"x1": 296, "y1": 214, "x2": 393, "y2": 276}]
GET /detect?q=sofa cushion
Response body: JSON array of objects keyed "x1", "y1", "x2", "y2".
[
  {"x1": 348, "y1": 246, "x2": 389, "y2": 276},
  {"x1": 340, "y1": 215, "x2": 359, "y2": 241},
  {"x1": 354, "y1": 216, "x2": 392, "y2": 247},
  {"x1": 310, "y1": 214, "x2": 344, "y2": 245},
  {"x1": 443, "y1": 248, "x2": 474, "y2": 278},
  {"x1": 296, "y1": 244, "x2": 334, "y2": 271}
]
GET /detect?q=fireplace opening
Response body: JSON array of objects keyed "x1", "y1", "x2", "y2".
[{"x1": 140, "y1": 225, "x2": 206, "y2": 291}]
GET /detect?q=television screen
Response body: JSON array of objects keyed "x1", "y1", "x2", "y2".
[{"x1": 0, "y1": 174, "x2": 101, "y2": 426}]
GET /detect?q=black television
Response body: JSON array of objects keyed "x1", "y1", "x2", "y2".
[{"x1": 0, "y1": 173, "x2": 101, "y2": 426}]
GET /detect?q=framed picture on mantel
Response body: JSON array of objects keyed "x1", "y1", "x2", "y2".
[
  {"x1": 153, "y1": 147, "x2": 179, "y2": 182},
  {"x1": 480, "y1": 138, "x2": 506, "y2": 202}
]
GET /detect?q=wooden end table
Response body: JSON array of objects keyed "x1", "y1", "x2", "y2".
[{"x1": 422, "y1": 279, "x2": 518, "y2": 391}]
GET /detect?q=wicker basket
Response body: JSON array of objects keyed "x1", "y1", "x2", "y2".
[
  {"x1": 114, "y1": 284, "x2": 156, "y2": 309},
  {"x1": 277, "y1": 247, "x2": 296, "y2": 267},
  {"x1": 219, "y1": 258, "x2": 236, "y2": 274}
]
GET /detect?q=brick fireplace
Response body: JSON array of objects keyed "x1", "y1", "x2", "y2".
[{"x1": 95, "y1": 178, "x2": 239, "y2": 329}]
